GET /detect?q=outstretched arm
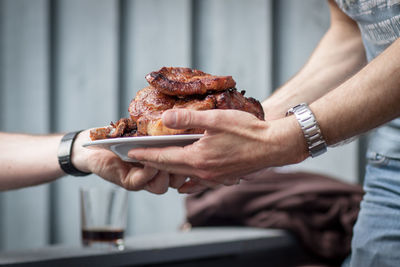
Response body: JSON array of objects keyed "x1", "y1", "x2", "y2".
[
  {"x1": 312, "y1": 37, "x2": 400, "y2": 145},
  {"x1": 0, "y1": 132, "x2": 64, "y2": 189},
  {"x1": 0, "y1": 130, "x2": 184, "y2": 193}
]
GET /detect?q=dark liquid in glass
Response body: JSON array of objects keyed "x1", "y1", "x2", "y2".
[{"x1": 82, "y1": 228, "x2": 124, "y2": 245}]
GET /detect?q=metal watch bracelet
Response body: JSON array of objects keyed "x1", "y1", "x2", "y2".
[{"x1": 286, "y1": 103, "x2": 327, "y2": 158}]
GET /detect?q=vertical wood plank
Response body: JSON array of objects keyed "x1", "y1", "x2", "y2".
[
  {"x1": 121, "y1": 0, "x2": 192, "y2": 109},
  {"x1": 0, "y1": 0, "x2": 50, "y2": 250},
  {"x1": 274, "y1": 0, "x2": 330, "y2": 87},
  {"x1": 275, "y1": 0, "x2": 358, "y2": 183},
  {"x1": 194, "y1": 0, "x2": 272, "y2": 100},
  {"x1": 1, "y1": 0, "x2": 50, "y2": 132},
  {"x1": 52, "y1": 0, "x2": 119, "y2": 245},
  {"x1": 122, "y1": 0, "x2": 192, "y2": 235}
]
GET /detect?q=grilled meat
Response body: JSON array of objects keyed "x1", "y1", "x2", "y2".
[
  {"x1": 145, "y1": 67, "x2": 236, "y2": 96},
  {"x1": 90, "y1": 67, "x2": 264, "y2": 140}
]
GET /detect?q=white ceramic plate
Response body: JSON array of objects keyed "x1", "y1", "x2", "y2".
[{"x1": 83, "y1": 134, "x2": 203, "y2": 162}]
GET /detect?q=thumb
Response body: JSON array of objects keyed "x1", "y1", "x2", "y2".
[
  {"x1": 162, "y1": 109, "x2": 239, "y2": 131},
  {"x1": 162, "y1": 109, "x2": 210, "y2": 129}
]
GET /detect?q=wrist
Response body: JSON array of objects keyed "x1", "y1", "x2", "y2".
[
  {"x1": 262, "y1": 102, "x2": 288, "y2": 121},
  {"x1": 284, "y1": 116, "x2": 310, "y2": 162},
  {"x1": 58, "y1": 130, "x2": 91, "y2": 176},
  {"x1": 265, "y1": 116, "x2": 309, "y2": 166},
  {"x1": 71, "y1": 130, "x2": 92, "y2": 174}
]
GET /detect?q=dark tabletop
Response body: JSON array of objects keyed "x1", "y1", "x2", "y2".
[{"x1": 0, "y1": 227, "x2": 307, "y2": 267}]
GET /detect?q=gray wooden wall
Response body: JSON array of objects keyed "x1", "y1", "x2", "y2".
[{"x1": 0, "y1": 0, "x2": 359, "y2": 250}]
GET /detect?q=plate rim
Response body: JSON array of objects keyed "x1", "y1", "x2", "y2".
[{"x1": 83, "y1": 134, "x2": 204, "y2": 147}]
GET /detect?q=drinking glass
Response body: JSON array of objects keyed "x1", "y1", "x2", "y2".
[{"x1": 80, "y1": 186, "x2": 128, "y2": 250}]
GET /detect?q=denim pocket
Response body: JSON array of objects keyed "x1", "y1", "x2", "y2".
[{"x1": 366, "y1": 151, "x2": 390, "y2": 167}]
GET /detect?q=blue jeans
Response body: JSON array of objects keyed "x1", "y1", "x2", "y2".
[{"x1": 343, "y1": 152, "x2": 400, "y2": 267}]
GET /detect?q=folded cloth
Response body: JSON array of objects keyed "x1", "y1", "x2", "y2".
[{"x1": 185, "y1": 168, "x2": 364, "y2": 262}]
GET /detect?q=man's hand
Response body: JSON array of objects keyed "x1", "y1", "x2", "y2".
[
  {"x1": 127, "y1": 109, "x2": 308, "y2": 193},
  {"x1": 73, "y1": 130, "x2": 187, "y2": 194}
]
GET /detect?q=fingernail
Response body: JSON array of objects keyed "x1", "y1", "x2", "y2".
[{"x1": 163, "y1": 110, "x2": 177, "y2": 127}]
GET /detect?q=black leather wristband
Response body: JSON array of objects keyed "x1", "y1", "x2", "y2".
[{"x1": 58, "y1": 131, "x2": 91, "y2": 176}]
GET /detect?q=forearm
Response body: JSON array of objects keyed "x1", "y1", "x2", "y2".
[
  {"x1": 263, "y1": 1, "x2": 366, "y2": 119},
  {"x1": 0, "y1": 133, "x2": 64, "y2": 190},
  {"x1": 311, "y1": 38, "x2": 400, "y2": 145},
  {"x1": 0, "y1": 129, "x2": 172, "y2": 193},
  {"x1": 262, "y1": 39, "x2": 400, "y2": 168}
]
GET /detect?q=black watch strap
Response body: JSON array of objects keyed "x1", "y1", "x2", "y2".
[{"x1": 58, "y1": 131, "x2": 91, "y2": 176}]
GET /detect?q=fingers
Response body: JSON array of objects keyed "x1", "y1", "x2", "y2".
[
  {"x1": 169, "y1": 174, "x2": 187, "y2": 189},
  {"x1": 122, "y1": 156, "x2": 240, "y2": 194},
  {"x1": 177, "y1": 177, "x2": 219, "y2": 194},
  {"x1": 162, "y1": 109, "x2": 253, "y2": 132},
  {"x1": 123, "y1": 165, "x2": 159, "y2": 191},
  {"x1": 129, "y1": 162, "x2": 145, "y2": 168},
  {"x1": 194, "y1": 177, "x2": 220, "y2": 188},
  {"x1": 178, "y1": 179, "x2": 209, "y2": 194},
  {"x1": 129, "y1": 147, "x2": 223, "y2": 181},
  {"x1": 128, "y1": 146, "x2": 185, "y2": 165},
  {"x1": 144, "y1": 170, "x2": 170, "y2": 194}
]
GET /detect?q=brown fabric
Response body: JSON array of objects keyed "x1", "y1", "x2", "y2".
[{"x1": 185, "y1": 169, "x2": 364, "y2": 262}]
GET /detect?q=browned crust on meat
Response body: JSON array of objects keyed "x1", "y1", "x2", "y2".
[
  {"x1": 212, "y1": 89, "x2": 265, "y2": 120},
  {"x1": 109, "y1": 118, "x2": 137, "y2": 138},
  {"x1": 90, "y1": 127, "x2": 112, "y2": 140},
  {"x1": 132, "y1": 92, "x2": 217, "y2": 136},
  {"x1": 145, "y1": 67, "x2": 236, "y2": 96},
  {"x1": 128, "y1": 88, "x2": 264, "y2": 136},
  {"x1": 89, "y1": 118, "x2": 137, "y2": 140},
  {"x1": 129, "y1": 86, "x2": 175, "y2": 121}
]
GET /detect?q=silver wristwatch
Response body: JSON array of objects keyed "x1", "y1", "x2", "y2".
[{"x1": 286, "y1": 103, "x2": 327, "y2": 158}]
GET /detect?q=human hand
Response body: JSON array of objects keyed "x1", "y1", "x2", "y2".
[
  {"x1": 127, "y1": 109, "x2": 308, "y2": 193},
  {"x1": 71, "y1": 130, "x2": 187, "y2": 194}
]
